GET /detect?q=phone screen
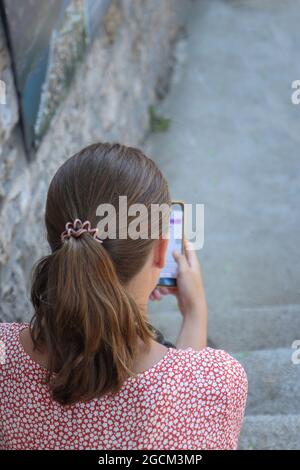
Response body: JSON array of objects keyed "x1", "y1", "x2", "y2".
[{"x1": 158, "y1": 203, "x2": 184, "y2": 287}]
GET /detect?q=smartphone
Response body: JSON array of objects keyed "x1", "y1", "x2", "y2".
[{"x1": 157, "y1": 201, "x2": 184, "y2": 288}]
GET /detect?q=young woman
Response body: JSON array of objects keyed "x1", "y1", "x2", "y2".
[{"x1": 0, "y1": 143, "x2": 247, "y2": 450}]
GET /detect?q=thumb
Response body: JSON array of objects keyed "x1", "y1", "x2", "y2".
[{"x1": 173, "y1": 250, "x2": 188, "y2": 272}]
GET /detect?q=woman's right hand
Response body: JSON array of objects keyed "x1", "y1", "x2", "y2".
[
  {"x1": 156, "y1": 240, "x2": 208, "y2": 350},
  {"x1": 172, "y1": 240, "x2": 208, "y2": 321}
]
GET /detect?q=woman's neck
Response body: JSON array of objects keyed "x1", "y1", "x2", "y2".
[{"x1": 125, "y1": 277, "x2": 151, "y2": 320}]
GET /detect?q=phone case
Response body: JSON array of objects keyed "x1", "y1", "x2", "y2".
[{"x1": 157, "y1": 200, "x2": 185, "y2": 289}]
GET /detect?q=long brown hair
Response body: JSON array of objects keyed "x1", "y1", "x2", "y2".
[{"x1": 30, "y1": 143, "x2": 170, "y2": 405}]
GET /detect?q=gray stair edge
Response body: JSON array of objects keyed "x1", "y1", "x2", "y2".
[{"x1": 238, "y1": 414, "x2": 300, "y2": 450}]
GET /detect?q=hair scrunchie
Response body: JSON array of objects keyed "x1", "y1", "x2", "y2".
[{"x1": 61, "y1": 218, "x2": 103, "y2": 243}]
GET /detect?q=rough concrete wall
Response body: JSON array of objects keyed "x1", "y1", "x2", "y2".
[{"x1": 0, "y1": 0, "x2": 184, "y2": 322}]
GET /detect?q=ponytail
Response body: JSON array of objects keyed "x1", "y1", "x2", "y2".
[
  {"x1": 30, "y1": 233, "x2": 154, "y2": 405},
  {"x1": 30, "y1": 142, "x2": 170, "y2": 405}
]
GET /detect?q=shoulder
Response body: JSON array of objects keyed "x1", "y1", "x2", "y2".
[
  {"x1": 173, "y1": 347, "x2": 248, "y2": 393},
  {"x1": 0, "y1": 322, "x2": 25, "y2": 342},
  {"x1": 176, "y1": 346, "x2": 246, "y2": 372},
  {"x1": 0, "y1": 322, "x2": 28, "y2": 369}
]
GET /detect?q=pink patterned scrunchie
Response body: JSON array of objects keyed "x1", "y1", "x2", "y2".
[{"x1": 60, "y1": 218, "x2": 103, "y2": 243}]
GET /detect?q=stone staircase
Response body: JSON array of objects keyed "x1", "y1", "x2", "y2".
[
  {"x1": 148, "y1": 302, "x2": 300, "y2": 449},
  {"x1": 146, "y1": 0, "x2": 300, "y2": 451},
  {"x1": 239, "y1": 415, "x2": 300, "y2": 450},
  {"x1": 236, "y1": 345, "x2": 300, "y2": 449}
]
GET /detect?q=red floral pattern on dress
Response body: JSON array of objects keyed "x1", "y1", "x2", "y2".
[{"x1": 0, "y1": 323, "x2": 247, "y2": 450}]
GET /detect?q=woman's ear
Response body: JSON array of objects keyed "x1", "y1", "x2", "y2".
[{"x1": 153, "y1": 238, "x2": 169, "y2": 269}]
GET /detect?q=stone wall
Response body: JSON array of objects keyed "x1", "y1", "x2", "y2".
[{"x1": 0, "y1": 0, "x2": 184, "y2": 322}]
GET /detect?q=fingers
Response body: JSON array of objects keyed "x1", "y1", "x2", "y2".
[
  {"x1": 149, "y1": 287, "x2": 177, "y2": 301},
  {"x1": 149, "y1": 289, "x2": 162, "y2": 301},
  {"x1": 159, "y1": 287, "x2": 170, "y2": 295},
  {"x1": 173, "y1": 249, "x2": 189, "y2": 272},
  {"x1": 184, "y1": 239, "x2": 200, "y2": 271},
  {"x1": 159, "y1": 286, "x2": 178, "y2": 297}
]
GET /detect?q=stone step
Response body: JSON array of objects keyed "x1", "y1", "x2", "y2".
[
  {"x1": 210, "y1": 304, "x2": 300, "y2": 353},
  {"x1": 232, "y1": 348, "x2": 299, "y2": 416},
  {"x1": 238, "y1": 414, "x2": 300, "y2": 450},
  {"x1": 148, "y1": 302, "x2": 300, "y2": 352}
]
